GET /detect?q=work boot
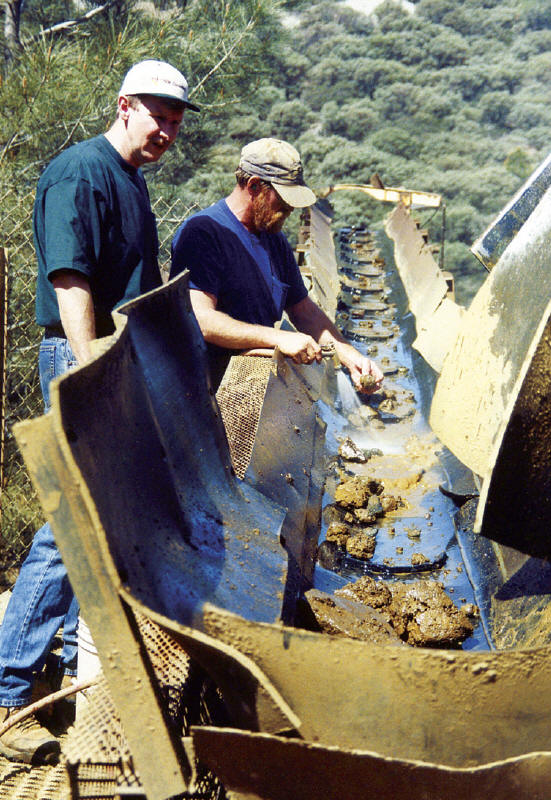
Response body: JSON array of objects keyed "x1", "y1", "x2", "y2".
[{"x1": 0, "y1": 706, "x2": 60, "y2": 764}]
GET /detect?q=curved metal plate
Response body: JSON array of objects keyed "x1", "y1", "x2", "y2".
[
  {"x1": 192, "y1": 727, "x2": 551, "y2": 800},
  {"x1": 201, "y1": 606, "x2": 551, "y2": 768},
  {"x1": 430, "y1": 187, "x2": 551, "y2": 498}
]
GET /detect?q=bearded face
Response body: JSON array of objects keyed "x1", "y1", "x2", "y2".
[{"x1": 251, "y1": 184, "x2": 293, "y2": 234}]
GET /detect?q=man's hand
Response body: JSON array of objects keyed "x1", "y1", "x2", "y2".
[
  {"x1": 331, "y1": 341, "x2": 383, "y2": 394},
  {"x1": 348, "y1": 355, "x2": 384, "y2": 395},
  {"x1": 275, "y1": 329, "x2": 322, "y2": 364},
  {"x1": 288, "y1": 296, "x2": 383, "y2": 390}
]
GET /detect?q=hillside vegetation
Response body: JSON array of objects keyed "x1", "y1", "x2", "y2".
[
  {"x1": 2, "y1": 0, "x2": 551, "y2": 304},
  {"x1": 275, "y1": 0, "x2": 551, "y2": 303}
]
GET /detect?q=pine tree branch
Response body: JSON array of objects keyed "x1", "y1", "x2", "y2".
[
  {"x1": 22, "y1": 0, "x2": 120, "y2": 45},
  {"x1": 190, "y1": 13, "x2": 258, "y2": 98}
]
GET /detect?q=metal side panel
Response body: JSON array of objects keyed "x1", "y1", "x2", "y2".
[
  {"x1": 307, "y1": 206, "x2": 341, "y2": 318},
  {"x1": 430, "y1": 187, "x2": 551, "y2": 489},
  {"x1": 191, "y1": 727, "x2": 551, "y2": 800},
  {"x1": 41, "y1": 273, "x2": 291, "y2": 628},
  {"x1": 412, "y1": 297, "x2": 466, "y2": 374},
  {"x1": 118, "y1": 591, "x2": 301, "y2": 738},
  {"x1": 475, "y1": 312, "x2": 551, "y2": 557},
  {"x1": 200, "y1": 607, "x2": 551, "y2": 769},
  {"x1": 244, "y1": 352, "x2": 326, "y2": 600},
  {"x1": 471, "y1": 151, "x2": 551, "y2": 270},
  {"x1": 384, "y1": 203, "x2": 448, "y2": 321},
  {"x1": 14, "y1": 414, "x2": 190, "y2": 800}
]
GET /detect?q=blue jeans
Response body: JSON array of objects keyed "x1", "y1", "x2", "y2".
[{"x1": 0, "y1": 337, "x2": 79, "y2": 706}]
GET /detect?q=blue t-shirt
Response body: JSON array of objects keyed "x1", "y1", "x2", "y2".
[
  {"x1": 170, "y1": 199, "x2": 307, "y2": 326},
  {"x1": 34, "y1": 135, "x2": 161, "y2": 335}
]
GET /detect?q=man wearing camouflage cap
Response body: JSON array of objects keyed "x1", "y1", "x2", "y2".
[{"x1": 171, "y1": 137, "x2": 383, "y2": 391}]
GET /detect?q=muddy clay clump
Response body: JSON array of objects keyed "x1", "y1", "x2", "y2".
[
  {"x1": 390, "y1": 581, "x2": 474, "y2": 646},
  {"x1": 336, "y1": 575, "x2": 391, "y2": 609},
  {"x1": 325, "y1": 521, "x2": 351, "y2": 546},
  {"x1": 346, "y1": 531, "x2": 376, "y2": 560},
  {"x1": 338, "y1": 437, "x2": 367, "y2": 463},
  {"x1": 305, "y1": 589, "x2": 403, "y2": 645},
  {"x1": 411, "y1": 553, "x2": 430, "y2": 566},
  {"x1": 335, "y1": 576, "x2": 474, "y2": 647},
  {"x1": 334, "y1": 475, "x2": 384, "y2": 509},
  {"x1": 380, "y1": 495, "x2": 401, "y2": 513},
  {"x1": 359, "y1": 373, "x2": 380, "y2": 392}
]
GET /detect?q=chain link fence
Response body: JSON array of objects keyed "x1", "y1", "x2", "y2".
[{"x1": 0, "y1": 176, "x2": 194, "y2": 587}]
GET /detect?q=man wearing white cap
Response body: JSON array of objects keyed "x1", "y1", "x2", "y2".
[
  {"x1": 0, "y1": 60, "x2": 198, "y2": 764},
  {"x1": 171, "y1": 138, "x2": 383, "y2": 391}
]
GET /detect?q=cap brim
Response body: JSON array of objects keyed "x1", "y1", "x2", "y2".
[
  {"x1": 272, "y1": 182, "x2": 316, "y2": 208},
  {"x1": 147, "y1": 92, "x2": 200, "y2": 112},
  {"x1": 122, "y1": 89, "x2": 200, "y2": 112}
]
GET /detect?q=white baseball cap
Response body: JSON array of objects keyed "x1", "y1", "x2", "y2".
[{"x1": 119, "y1": 60, "x2": 200, "y2": 112}]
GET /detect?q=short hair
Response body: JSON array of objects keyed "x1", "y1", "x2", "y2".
[{"x1": 235, "y1": 166, "x2": 270, "y2": 189}]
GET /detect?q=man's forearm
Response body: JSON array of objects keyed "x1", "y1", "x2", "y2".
[
  {"x1": 190, "y1": 292, "x2": 321, "y2": 363},
  {"x1": 288, "y1": 296, "x2": 344, "y2": 347},
  {"x1": 52, "y1": 272, "x2": 96, "y2": 364},
  {"x1": 193, "y1": 305, "x2": 283, "y2": 350}
]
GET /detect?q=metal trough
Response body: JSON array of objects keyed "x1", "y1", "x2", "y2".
[{"x1": 11, "y1": 196, "x2": 551, "y2": 800}]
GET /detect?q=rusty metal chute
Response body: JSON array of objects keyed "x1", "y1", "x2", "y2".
[
  {"x1": 319, "y1": 182, "x2": 441, "y2": 209},
  {"x1": 11, "y1": 189, "x2": 551, "y2": 800},
  {"x1": 191, "y1": 727, "x2": 551, "y2": 800},
  {"x1": 430, "y1": 184, "x2": 551, "y2": 558}
]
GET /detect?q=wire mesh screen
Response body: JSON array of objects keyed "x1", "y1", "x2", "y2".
[{"x1": 0, "y1": 181, "x2": 195, "y2": 587}]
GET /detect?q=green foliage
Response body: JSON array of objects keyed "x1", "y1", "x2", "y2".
[
  {"x1": 504, "y1": 147, "x2": 534, "y2": 179},
  {"x1": 266, "y1": 99, "x2": 316, "y2": 140},
  {"x1": 321, "y1": 99, "x2": 379, "y2": 140}
]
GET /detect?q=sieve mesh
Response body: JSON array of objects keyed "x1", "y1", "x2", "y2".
[
  {"x1": 0, "y1": 758, "x2": 69, "y2": 800},
  {"x1": 216, "y1": 355, "x2": 272, "y2": 479},
  {"x1": 61, "y1": 614, "x2": 226, "y2": 799}
]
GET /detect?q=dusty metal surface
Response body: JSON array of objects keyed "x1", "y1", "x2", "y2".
[
  {"x1": 35, "y1": 274, "x2": 291, "y2": 626},
  {"x1": 472, "y1": 151, "x2": 551, "y2": 270},
  {"x1": 11, "y1": 196, "x2": 551, "y2": 800},
  {"x1": 385, "y1": 203, "x2": 463, "y2": 372},
  {"x1": 192, "y1": 726, "x2": 551, "y2": 800},
  {"x1": 200, "y1": 605, "x2": 551, "y2": 767},
  {"x1": 430, "y1": 187, "x2": 551, "y2": 558}
]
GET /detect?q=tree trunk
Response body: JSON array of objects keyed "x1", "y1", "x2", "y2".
[{"x1": 4, "y1": 0, "x2": 23, "y2": 64}]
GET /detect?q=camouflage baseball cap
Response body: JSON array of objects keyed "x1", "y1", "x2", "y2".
[{"x1": 239, "y1": 138, "x2": 316, "y2": 208}]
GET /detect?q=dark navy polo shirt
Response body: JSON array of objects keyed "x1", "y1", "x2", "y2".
[
  {"x1": 170, "y1": 199, "x2": 307, "y2": 326},
  {"x1": 34, "y1": 135, "x2": 161, "y2": 334}
]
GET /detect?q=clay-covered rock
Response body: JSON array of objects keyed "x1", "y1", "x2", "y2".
[
  {"x1": 326, "y1": 521, "x2": 351, "y2": 547},
  {"x1": 345, "y1": 531, "x2": 376, "y2": 560},
  {"x1": 335, "y1": 575, "x2": 392, "y2": 609},
  {"x1": 305, "y1": 589, "x2": 402, "y2": 645},
  {"x1": 389, "y1": 581, "x2": 474, "y2": 647},
  {"x1": 335, "y1": 475, "x2": 384, "y2": 509},
  {"x1": 334, "y1": 577, "x2": 474, "y2": 648}
]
